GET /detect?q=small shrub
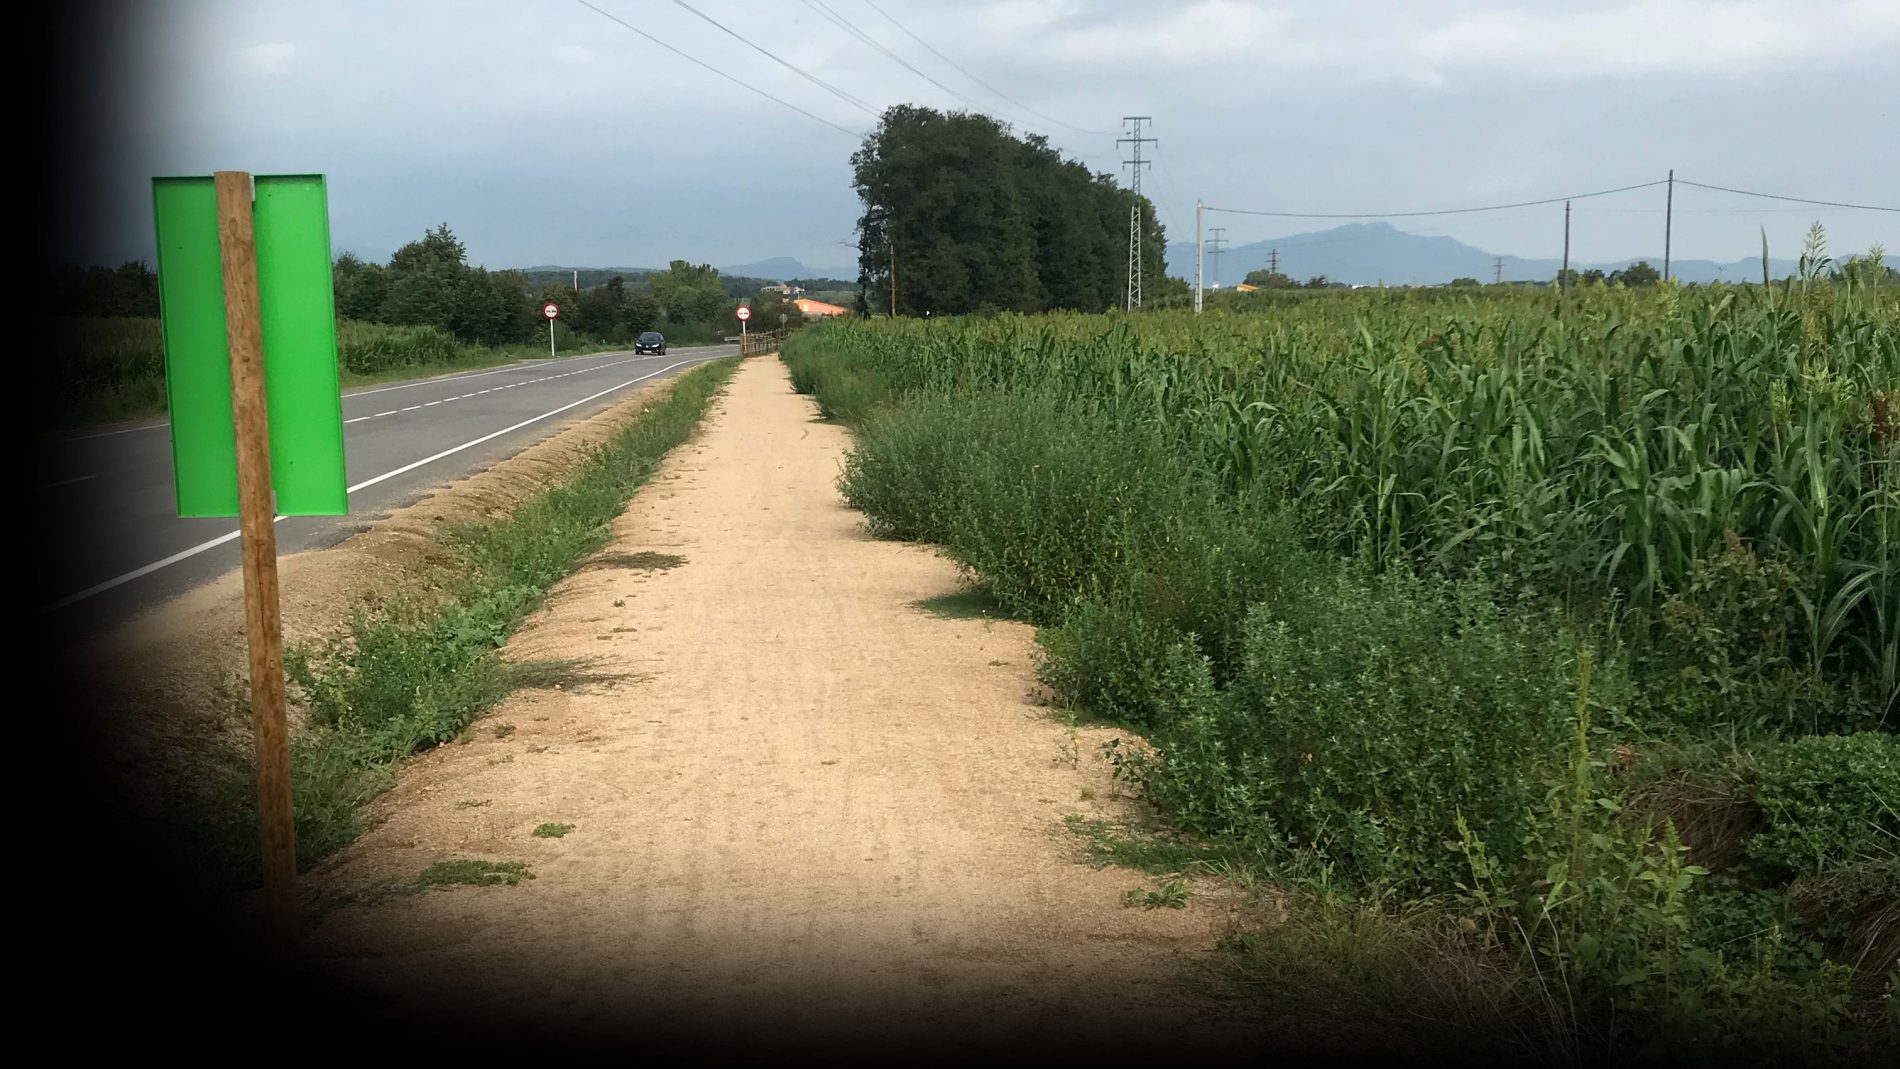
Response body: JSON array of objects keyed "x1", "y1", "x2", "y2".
[
  {"x1": 1147, "y1": 572, "x2": 1593, "y2": 886},
  {"x1": 1037, "y1": 595, "x2": 1214, "y2": 728},
  {"x1": 1746, "y1": 733, "x2": 1900, "y2": 874}
]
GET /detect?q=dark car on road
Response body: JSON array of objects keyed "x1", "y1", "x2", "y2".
[{"x1": 634, "y1": 331, "x2": 667, "y2": 355}]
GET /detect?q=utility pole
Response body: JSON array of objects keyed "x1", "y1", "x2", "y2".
[
  {"x1": 573, "y1": 269, "x2": 578, "y2": 292},
  {"x1": 1119, "y1": 116, "x2": 1155, "y2": 310},
  {"x1": 1208, "y1": 226, "x2": 1227, "y2": 288},
  {"x1": 1268, "y1": 248, "x2": 1278, "y2": 276},
  {"x1": 1494, "y1": 257, "x2": 1503, "y2": 285},
  {"x1": 1195, "y1": 200, "x2": 1204, "y2": 314},
  {"x1": 1663, "y1": 168, "x2": 1674, "y2": 282},
  {"x1": 1561, "y1": 200, "x2": 1572, "y2": 298},
  {"x1": 889, "y1": 242, "x2": 897, "y2": 317}
]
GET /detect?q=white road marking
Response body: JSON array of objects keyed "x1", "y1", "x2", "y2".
[
  {"x1": 40, "y1": 475, "x2": 97, "y2": 489},
  {"x1": 338, "y1": 348, "x2": 633, "y2": 398},
  {"x1": 46, "y1": 526, "x2": 264, "y2": 610},
  {"x1": 56, "y1": 421, "x2": 168, "y2": 442},
  {"x1": 344, "y1": 358, "x2": 701, "y2": 495},
  {"x1": 48, "y1": 346, "x2": 729, "y2": 443},
  {"x1": 45, "y1": 356, "x2": 715, "y2": 612}
]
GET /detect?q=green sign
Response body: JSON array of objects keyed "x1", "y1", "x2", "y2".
[{"x1": 152, "y1": 174, "x2": 347, "y2": 517}]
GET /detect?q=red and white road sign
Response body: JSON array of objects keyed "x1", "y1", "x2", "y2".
[
  {"x1": 543, "y1": 302, "x2": 560, "y2": 320},
  {"x1": 735, "y1": 306, "x2": 752, "y2": 322}
]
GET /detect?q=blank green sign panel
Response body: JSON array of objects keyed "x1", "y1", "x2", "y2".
[{"x1": 152, "y1": 174, "x2": 347, "y2": 517}]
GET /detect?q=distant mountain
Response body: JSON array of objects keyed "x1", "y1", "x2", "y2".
[
  {"x1": 1164, "y1": 222, "x2": 1799, "y2": 287},
  {"x1": 718, "y1": 256, "x2": 855, "y2": 282}
]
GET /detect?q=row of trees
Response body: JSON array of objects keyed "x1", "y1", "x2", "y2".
[
  {"x1": 51, "y1": 227, "x2": 791, "y2": 347},
  {"x1": 332, "y1": 226, "x2": 774, "y2": 345},
  {"x1": 52, "y1": 262, "x2": 160, "y2": 317},
  {"x1": 1241, "y1": 270, "x2": 1343, "y2": 289},
  {"x1": 850, "y1": 105, "x2": 1168, "y2": 316}
]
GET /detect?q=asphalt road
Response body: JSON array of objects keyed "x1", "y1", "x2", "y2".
[{"x1": 37, "y1": 343, "x2": 736, "y2": 640}]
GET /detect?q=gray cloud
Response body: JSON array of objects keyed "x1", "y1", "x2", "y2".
[{"x1": 71, "y1": 0, "x2": 1899, "y2": 273}]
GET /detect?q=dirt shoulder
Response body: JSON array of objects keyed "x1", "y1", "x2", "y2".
[
  {"x1": 304, "y1": 357, "x2": 1267, "y2": 1052},
  {"x1": 72, "y1": 376, "x2": 687, "y2": 789}
]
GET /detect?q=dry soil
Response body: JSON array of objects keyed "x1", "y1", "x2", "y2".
[{"x1": 304, "y1": 356, "x2": 1269, "y2": 1053}]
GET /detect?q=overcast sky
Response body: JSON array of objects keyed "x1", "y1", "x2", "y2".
[{"x1": 70, "y1": 0, "x2": 1900, "y2": 275}]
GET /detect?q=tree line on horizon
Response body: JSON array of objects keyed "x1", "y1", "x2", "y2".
[{"x1": 49, "y1": 225, "x2": 810, "y2": 346}]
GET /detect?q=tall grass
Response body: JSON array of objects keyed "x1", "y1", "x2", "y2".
[
  {"x1": 786, "y1": 279, "x2": 1899, "y2": 729},
  {"x1": 782, "y1": 274, "x2": 1899, "y2": 1058}
]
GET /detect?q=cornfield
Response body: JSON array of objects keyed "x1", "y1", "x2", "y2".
[
  {"x1": 781, "y1": 273, "x2": 1900, "y2": 1051},
  {"x1": 790, "y1": 279, "x2": 1900, "y2": 715}
]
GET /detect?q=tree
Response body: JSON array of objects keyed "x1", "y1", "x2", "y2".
[
  {"x1": 851, "y1": 105, "x2": 1159, "y2": 315},
  {"x1": 332, "y1": 253, "x2": 386, "y2": 321},
  {"x1": 649, "y1": 260, "x2": 728, "y2": 325},
  {"x1": 1609, "y1": 261, "x2": 1661, "y2": 286},
  {"x1": 1242, "y1": 269, "x2": 1295, "y2": 289},
  {"x1": 746, "y1": 288, "x2": 808, "y2": 331},
  {"x1": 52, "y1": 261, "x2": 160, "y2": 317},
  {"x1": 1447, "y1": 277, "x2": 1482, "y2": 288}
]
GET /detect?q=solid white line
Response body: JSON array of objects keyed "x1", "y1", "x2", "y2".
[
  {"x1": 46, "y1": 527, "x2": 255, "y2": 610},
  {"x1": 46, "y1": 347, "x2": 719, "y2": 442},
  {"x1": 46, "y1": 356, "x2": 714, "y2": 611},
  {"x1": 57, "y1": 421, "x2": 168, "y2": 442},
  {"x1": 344, "y1": 358, "x2": 700, "y2": 495},
  {"x1": 40, "y1": 474, "x2": 98, "y2": 489}
]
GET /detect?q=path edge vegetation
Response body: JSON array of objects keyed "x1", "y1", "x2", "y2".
[
  {"x1": 158, "y1": 356, "x2": 741, "y2": 894},
  {"x1": 779, "y1": 270, "x2": 1898, "y2": 1066}
]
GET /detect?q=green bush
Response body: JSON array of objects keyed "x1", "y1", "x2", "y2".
[
  {"x1": 838, "y1": 398, "x2": 969, "y2": 542},
  {"x1": 1146, "y1": 572, "x2": 1593, "y2": 887},
  {"x1": 1036, "y1": 594, "x2": 1213, "y2": 728},
  {"x1": 1747, "y1": 733, "x2": 1900, "y2": 874},
  {"x1": 1640, "y1": 536, "x2": 1876, "y2": 736}
]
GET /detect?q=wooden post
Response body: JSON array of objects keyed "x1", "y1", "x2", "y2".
[
  {"x1": 1561, "y1": 199, "x2": 1571, "y2": 302},
  {"x1": 1663, "y1": 168, "x2": 1674, "y2": 282},
  {"x1": 214, "y1": 170, "x2": 298, "y2": 943}
]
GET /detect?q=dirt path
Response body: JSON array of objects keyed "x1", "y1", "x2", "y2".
[{"x1": 308, "y1": 356, "x2": 1266, "y2": 1052}]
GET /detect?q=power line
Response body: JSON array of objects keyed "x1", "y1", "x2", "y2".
[
  {"x1": 574, "y1": 1, "x2": 865, "y2": 138},
  {"x1": 1204, "y1": 178, "x2": 1896, "y2": 222},
  {"x1": 1674, "y1": 179, "x2": 1898, "y2": 212},
  {"x1": 666, "y1": 0, "x2": 880, "y2": 116},
  {"x1": 856, "y1": 0, "x2": 1113, "y2": 136},
  {"x1": 1206, "y1": 180, "x2": 1669, "y2": 219},
  {"x1": 800, "y1": 0, "x2": 985, "y2": 114}
]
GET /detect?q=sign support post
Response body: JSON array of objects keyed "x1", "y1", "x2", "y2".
[
  {"x1": 153, "y1": 170, "x2": 346, "y2": 945},
  {"x1": 544, "y1": 301, "x2": 560, "y2": 356},
  {"x1": 213, "y1": 171, "x2": 297, "y2": 945}
]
